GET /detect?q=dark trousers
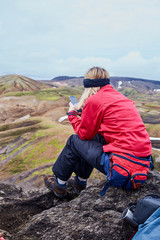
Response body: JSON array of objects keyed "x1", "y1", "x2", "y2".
[{"x1": 52, "y1": 134, "x2": 106, "y2": 181}]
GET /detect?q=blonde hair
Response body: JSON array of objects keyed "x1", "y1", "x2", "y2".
[{"x1": 76, "y1": 67, "x2": 109, "y2": 110}]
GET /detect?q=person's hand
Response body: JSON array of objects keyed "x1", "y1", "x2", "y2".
[{"x1": 68, "y1": 102, "x2": 76, "y2": 112}]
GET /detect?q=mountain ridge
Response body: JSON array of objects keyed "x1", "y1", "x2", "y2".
[
  {"x1": 0, "y1": 75, "x2": 51, "y2": 94},
  {"x1": 1, "y1": 74, "x2": 160, "y2": 93},
  {"x1": 46, "y1": 75, "x2": 160, "y2": 92},
  {"x1": 52, "y1": 75, "x2": 160, "y2": 83}
]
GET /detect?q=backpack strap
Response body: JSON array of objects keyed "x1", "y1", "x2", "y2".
[
  {"x1": 100, "y1": 152, "x2": 112, "y2": 196},
  {"x1": 149, "y1": 155, "x2": 154, "y2": 170},
  {"x1": 100, "y1": 181, "x2": 111, "y2": 196}
]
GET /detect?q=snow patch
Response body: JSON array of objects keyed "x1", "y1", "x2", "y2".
[{"x1": 118, "y1": 81, "x2": 122, "y2": 89}]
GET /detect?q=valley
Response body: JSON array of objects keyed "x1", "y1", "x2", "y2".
[{"x1": 0, "y1": 74, "x2": 160, "y2": 190}]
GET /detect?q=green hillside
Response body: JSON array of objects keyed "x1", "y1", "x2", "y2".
[
  {"x1": 0, "y1": 85, "x2": 159, "y2": 189},
  {"x1": 0, "y1": 75, "x2": 51, "y2": 94}
]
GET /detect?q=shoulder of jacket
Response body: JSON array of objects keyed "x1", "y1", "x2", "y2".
[
  {"x1": 85, "y1": 94, "x2": 106, "y2": 114},
  {"x1": 86, "y1": 93, "x2": 100, "y2": 104}
]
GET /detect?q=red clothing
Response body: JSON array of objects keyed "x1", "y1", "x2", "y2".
[{"x1": 68, "y1": 85, "x2": 152, "y2": 157}]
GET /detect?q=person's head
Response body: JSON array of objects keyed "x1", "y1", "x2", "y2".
[
  {"x1": 84, "y1": 67, "x2": 110, "y2": 80},
  {"x1": 76, "y1": 67, "x2": 110, "y2": 110}
]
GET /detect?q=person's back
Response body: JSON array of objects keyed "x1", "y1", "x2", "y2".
[
  {"x1": 44, "y1": 66, "x2": 153, "y2": 198},
  {"x1": 89, "y1": 85, "x2": 152, "y2": 157},
  {"x1": 70, "y1": 84, "x2": 151, "y2": 157}
]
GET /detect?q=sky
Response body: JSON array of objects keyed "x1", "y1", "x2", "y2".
[{"x1": 0, "y1": 0, "x2": 160, "y2": 80}]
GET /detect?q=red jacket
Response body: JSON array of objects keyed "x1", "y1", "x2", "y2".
[{"x1": 68, "y1": 85, "x2": 152, "y2": 157}]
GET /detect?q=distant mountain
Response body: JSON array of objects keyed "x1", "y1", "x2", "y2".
[
  {"x1": 52, "y1": 76, "x2": 82, "y2": 81},
  {"x1": 0, "y1": 75, "x2": 51, "y2": 94},
  {"x1": 110, "y1": 76, "x2": 160, "y2": 92},
  {"x1": 48, "y1": 76, "x2": 160, "y2": 92},
  {"x1": 43, "y1": 76, "x2": 84, "y2": 87}
]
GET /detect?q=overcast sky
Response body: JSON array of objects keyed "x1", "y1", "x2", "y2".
[{"x1": 0, "y1": 0, "x2": 160, "y2": 80}]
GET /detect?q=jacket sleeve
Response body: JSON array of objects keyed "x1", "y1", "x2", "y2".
[{"x1": 68, "y1": 97, "x2": 104, "y2": 140}]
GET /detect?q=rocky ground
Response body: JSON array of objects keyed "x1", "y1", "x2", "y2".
[
  {"x1": 0, "y1": 171, "x2": 160, "y2": 240},
  {"x1": 0, "y1": 81, "x2": 160, "y2": 239}
]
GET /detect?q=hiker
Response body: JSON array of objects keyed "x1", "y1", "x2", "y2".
[{"x1": 44, "y1": 67, "x2": 152, "y2": 197}]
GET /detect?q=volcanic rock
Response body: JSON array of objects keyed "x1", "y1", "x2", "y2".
[{"x1": 0, "y1": 171, "x2": 160, "y2": 240}]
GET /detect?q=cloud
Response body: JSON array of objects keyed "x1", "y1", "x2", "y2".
[
  {"x1": 46, "y1": 52, "x2": 160, "y2": 80},
  {"x1": 113, "y1": 52, "x2": 160, "y2": 79},
  {"x1": 1, "y1": 51, "x2": 160, "y2": 80},
  {"x1": 70, "y1": 0, "x2": 160, "y2": 34},
  {"x1": 0, "y1": 0, "x2": 160, "y2": 80}
]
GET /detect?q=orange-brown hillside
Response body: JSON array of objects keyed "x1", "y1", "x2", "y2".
[{"x1": 0, "y1": 75, "x2": 51, "y2": 94}]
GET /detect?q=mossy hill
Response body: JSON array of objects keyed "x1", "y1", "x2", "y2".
[
  {"x1": 0, "y1": 76, "x2": 160, "y2": 190},
  {"x1": 0, "y1": 75, "x2": 51, "y2": 94},
  {"x1": 0, "y1": 86, "x2": 86, "y2": 189}
]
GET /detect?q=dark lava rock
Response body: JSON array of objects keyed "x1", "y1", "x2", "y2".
[
  {"x1": 0, "y1": 171, "x2": 160, "y2": 240},
  {"x1": 0, "y1": 183, "x2": 75, "y2": 236}
]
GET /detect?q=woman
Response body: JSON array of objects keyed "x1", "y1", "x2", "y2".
[{"x1": 45, "y1": 67, "x2": 152, "y2": 197}]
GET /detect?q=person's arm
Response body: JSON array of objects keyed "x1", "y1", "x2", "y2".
[{"x1": 68, "y1": 97, "x2": 104, "y2": 140}]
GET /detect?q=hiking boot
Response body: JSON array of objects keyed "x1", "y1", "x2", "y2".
[
  {"x1": 44, "y1": 175, "x2": 67, "y2": 198},
  {"x1": 67, "y1": 176, "x2": 87, "y2": 195}
]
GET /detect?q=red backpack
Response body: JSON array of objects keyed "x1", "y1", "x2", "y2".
[{"x1": 100, "y1": 152, "x2": 153, "y2": 196}]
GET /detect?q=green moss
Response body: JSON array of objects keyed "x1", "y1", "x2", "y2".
[
  {"x1": 23, "y1": 142, "x2": 46, "y2": 162},
  {"x1": 154, "y1": 162, "x2": 160, "y2": 172},
  {"x1": 7, "y1": 155, "x2": 27, "y2": 174},
  {"x1": 25, "y1": 167, "x2": 53, "y2": 179},
  {"x1": 0, "y1": 85, "x2": 7, "y2": 93},
  {"x1": 143, "y1": 103, "x2": 160, "y2": 108},
  {"x1": 4, "y1": 89, "x2": 59, "y2": 101},
  {"x1": 30, "y1": 129, "x2": 55, "y2": 141},
  {"x1": 0, "y1": 126, "x2": 41, "y2": 138},
  {"x1": 0, "y1": 140, "x2": 30, "y2": 162},
  {"x1": 145, "y1": 124, "x2": 160, "y2": 137},
  {"x1": 38, "y1": 120, "x2": 56, "y2": 129},
  {"x1": 35, "y1": 92, "x2": 59, "y2": 101},
  {"x1": 0, "y1": 125, "x2": 9, "y2": 131},
  {"x1": 21, "y1": 141, "x2": 58, "y2": 166},
  {"x1": 57, "y1": 87, "x2": 82, "y2": 97},
  {"x1": 121, "y1": 88, "x2": 138, "y2": 97},
  {"x1": 4, "y1": 86, "x2": 83, "y2": 101},
  {"x1": 0, "y1": 120, "x2": 41, "y2": 132},
  {"x1": 152, "y1": 153, "x2": 160, "y2": 172},
  {"x1": 39, "y1": 168, "x2": 53, "y2": 175},
  {"x1": 5, "y1": 91, "x2": 35, "y2": 97},
  {"x1": 5, "y1": 145, "x2": 56, "y2": 174},
  {"x1": 31, "y1": 158, "x2": 56, "y2": 169},
  {"x1": 49, "y1": 138, "x2": 64, "y2": 149},
  {"x1": 1, "y1": 130, "x2": 65, "y2": 174}
]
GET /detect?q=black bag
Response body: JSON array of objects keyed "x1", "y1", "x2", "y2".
[
  {"x1": 121, "y1": 195, "x2": 160, "y2": 227},
  {"x1": 133, "y1": 194, "x2": 160, "y2": 224}
]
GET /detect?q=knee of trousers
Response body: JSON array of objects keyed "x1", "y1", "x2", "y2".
[{"x1": 66, "y1": 134, "x2": 79, "y2": 146}]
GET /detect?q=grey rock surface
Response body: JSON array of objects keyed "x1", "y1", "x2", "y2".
[{"x1": 0, "y1": 171, "x2": 160, "y2": 240}]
